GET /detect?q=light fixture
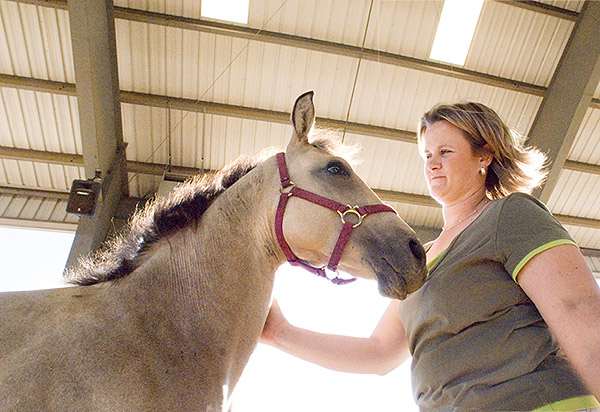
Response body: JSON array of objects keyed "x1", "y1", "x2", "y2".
[
  {"x1": 66, "y1": 175, "x2": 102, "y2": 217},
  {"x1": 201, "y1": 0, "x2": 250, "y2": 24},
  {"x1": 430, "y1": 0, "x2": 484, "y2": 66}
]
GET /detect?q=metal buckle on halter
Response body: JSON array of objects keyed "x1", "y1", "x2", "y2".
[
  {"x1": 338, "y1": 205, "x2": 364, "y2": 228},
  {"x1": 279, "y1": 182, "x2": 296, "y2": 196}
]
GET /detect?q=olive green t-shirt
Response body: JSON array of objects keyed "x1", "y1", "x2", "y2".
[{"x1": 398, "y1": 193, "x2": 596, "y2": 411}]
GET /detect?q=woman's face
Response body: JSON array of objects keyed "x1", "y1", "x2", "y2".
[{"x1": 420, "y1": 120, "x2": 490, "y2": 205}]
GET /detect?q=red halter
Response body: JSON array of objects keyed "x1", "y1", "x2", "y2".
[{"x1": 274, "y1": 152, "x2": 396, "y2": 285}]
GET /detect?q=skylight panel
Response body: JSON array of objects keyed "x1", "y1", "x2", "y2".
[
  {"x1": 202, "y1": 0, "x2": 250, "y2": 24},
  {"x1": 430, "y1": 0, "x2": 484, "y2": 66}
]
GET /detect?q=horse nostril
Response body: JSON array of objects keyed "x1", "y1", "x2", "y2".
[{"x1": 409, "y1": 239, "x2": 426, "y2": 264}]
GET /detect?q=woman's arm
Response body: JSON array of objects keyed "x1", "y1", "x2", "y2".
[
  {"x1": 518, "y1": 243, "x2": 600, "y2": 398},
  {"x1": 260, "y1": 299, "x2": 410, "y2": 375}
]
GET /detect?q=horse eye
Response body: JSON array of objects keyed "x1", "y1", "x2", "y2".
[{"x1": 326, "y1": 161, "x2": 348, "y2": 176}]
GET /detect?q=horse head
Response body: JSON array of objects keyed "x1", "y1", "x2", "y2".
[{"x1": 276, "y1": 91, "x2": 427, "y2": 300}]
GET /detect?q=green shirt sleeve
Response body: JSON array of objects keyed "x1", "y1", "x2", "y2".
[{"x1": 494, "y1": 193, "x2": 577, "y2": 282}]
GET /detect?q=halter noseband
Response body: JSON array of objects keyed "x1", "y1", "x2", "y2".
[{"x1": 274, "y1": 152, "x2": 396, "y2": 285}]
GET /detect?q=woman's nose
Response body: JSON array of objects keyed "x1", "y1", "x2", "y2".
[{"x1": 426, "y1": 157, "x2": 440, "y2": 170}]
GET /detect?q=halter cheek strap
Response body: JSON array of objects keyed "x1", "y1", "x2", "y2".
[{"x1": 274, "y1": 152, "x2": 396, "y2": 285}]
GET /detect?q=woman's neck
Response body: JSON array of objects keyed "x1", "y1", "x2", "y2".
[{"x1": 441, "y1": 191, "x2": 489, "y2": 232}]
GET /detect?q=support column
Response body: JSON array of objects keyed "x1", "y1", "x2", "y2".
[
  {"x1": 65, "y1": 0, "x2": 128, "y2": 269},
  {"x1": 528, "y1": 1, "x2": 600, "y2": 203}
]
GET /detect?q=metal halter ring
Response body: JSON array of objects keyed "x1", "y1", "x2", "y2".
[
  {"x1": 338, "y1": 206, "x2": 364, "y2": 228},
  {"x1": 279, "y1": 183, "x2": 296, "y2": 196}
]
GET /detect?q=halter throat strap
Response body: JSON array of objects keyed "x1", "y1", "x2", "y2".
[{"x1": 274, "y1": 152, "x2": 396, "y2": 285}]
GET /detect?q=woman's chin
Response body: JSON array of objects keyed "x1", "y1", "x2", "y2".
[{"x1": 428, "y1": 190, "x2": 445, "y2": 204}]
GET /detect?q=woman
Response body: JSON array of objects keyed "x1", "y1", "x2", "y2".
[{"x1": 261, "y1": 102, "x2": 600, "y2": 411}]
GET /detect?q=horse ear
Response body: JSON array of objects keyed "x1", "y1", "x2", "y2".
[{"x1": 290, "y1": 91, "x2": 315, "y2": 144}]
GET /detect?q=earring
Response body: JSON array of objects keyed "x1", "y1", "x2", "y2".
[{"x1": 480, "y1": 167, "x2": 486, "y2": 176}]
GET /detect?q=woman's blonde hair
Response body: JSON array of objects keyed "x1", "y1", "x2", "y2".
[{"x1": 418, "y1": 101, "x2": 547, "y2": 199}]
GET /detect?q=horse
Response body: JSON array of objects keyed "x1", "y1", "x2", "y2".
[{"x1": 0, "y1": 91, "x2": 427, "y2": 412}]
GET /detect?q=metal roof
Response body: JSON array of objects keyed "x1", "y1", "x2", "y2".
[{"x1": 1, "y1": 0, "x2": 599, "y2": 275}]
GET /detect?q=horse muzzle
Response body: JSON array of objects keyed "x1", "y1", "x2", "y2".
[{"x1": 361, "y1": 233, "x2": 427, "y2": 300}]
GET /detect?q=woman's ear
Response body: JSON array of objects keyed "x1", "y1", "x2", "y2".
[{"x1": 479, "y1": 144, "x2": 494, "y2": 168}]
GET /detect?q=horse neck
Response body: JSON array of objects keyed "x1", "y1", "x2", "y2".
[
  {"x1": 113, "y1": 158, "x2": 282, "y2": 377},
  {"x1": 194, "y1": 157, "x2": 283, "y2": 281}
]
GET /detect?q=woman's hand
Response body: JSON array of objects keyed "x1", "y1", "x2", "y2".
[{"x1": 260, "y1": 299, "x2": 288, "y2": 346}]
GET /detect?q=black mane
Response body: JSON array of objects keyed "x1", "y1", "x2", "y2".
[{"x1": 65, "y1": 148, "x2": 276, "y2": 286}]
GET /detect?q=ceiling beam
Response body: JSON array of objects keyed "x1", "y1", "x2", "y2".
[
  {"x1": 0, "y1": 217, "x2": 77, "y2": 232},
  {"x1": 373, "y1": 189, "x2": 438, "y2": 207},
  {"x1": 0, "y1": 144, "x2": 81, "y2": 165},
  {"x1": 553, "y1": 214, "x2": 600, "y2": 231},
  {"x1": 410, "y1": 225, "x2": 441, "y2": 244},
  {"x1": 371, "y1": 189, "x2": 600, "y2": 232},
  {"x1": 0, "y1": 184, "x2": 144, "y2": 219},
  {"x1": 65, "y1": 0, "x2": 128, "y2": 269},
  {"x1": 0, "y1": 184, "x2": 69, "y2": 200},
  {"x1": 0, "y1": 73, "x2": 74, "y2": 95},
  {"x1": 581, "y1": 247, "x2": 600, "y2": 259},
  {"x1": 528, "y1": 1, "x2": 600, "y2": 203},
  {"x1": 0, "y1": 145, "x2": 214, "y2": 176},
  {"x1": 9, "y1": 0, "x2": 69, "y2": 9},
  {"x1": 122, "y1": 91, "x2": 417, "y2": 143},
  {"x1": 493, "y1": 1, "x2": 579, "y2": 21}
]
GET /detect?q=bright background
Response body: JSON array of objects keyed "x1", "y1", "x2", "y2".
[{"x1": 0, "y1": 225, "x2": 417, "y2": 411}]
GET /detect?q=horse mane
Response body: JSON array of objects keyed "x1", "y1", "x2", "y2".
[
  {"x1": 65, "y1": 148, "x2": 277, "y2": 286},
  {"x1": 65, "y1": 130, "x2": 358, "y2": 286}
]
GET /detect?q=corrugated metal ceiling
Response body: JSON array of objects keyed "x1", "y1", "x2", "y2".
[{"x1": 0, "y1": 0, "x2": 599, "y2": 274}]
